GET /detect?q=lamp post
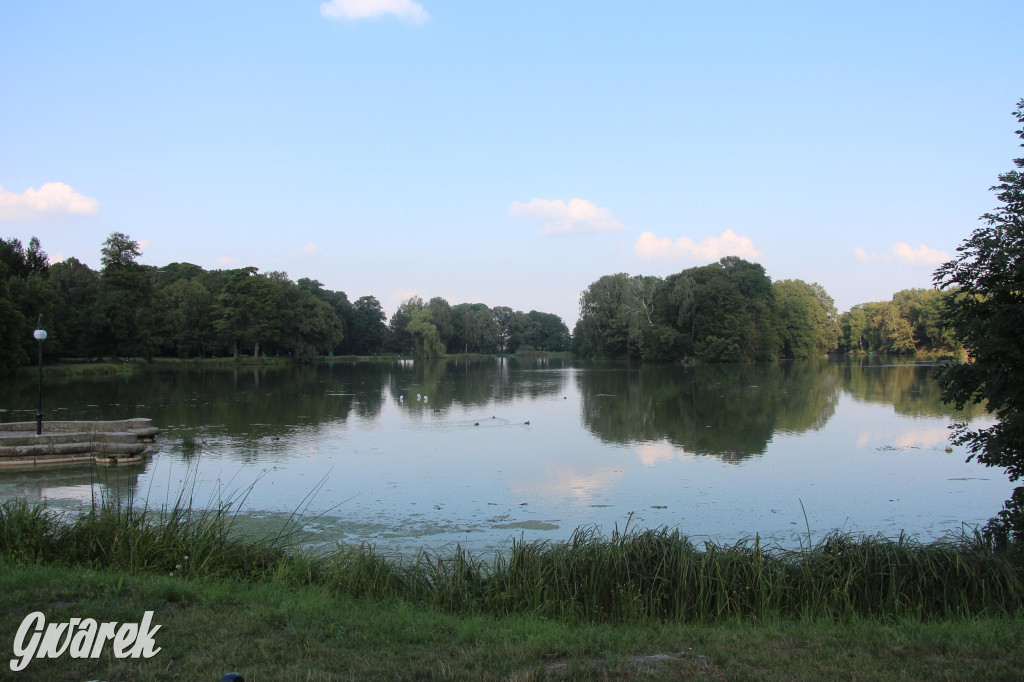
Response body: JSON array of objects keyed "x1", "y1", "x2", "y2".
[{"x1": 33, "y1": 314, "x2": 46, "y2": 436}]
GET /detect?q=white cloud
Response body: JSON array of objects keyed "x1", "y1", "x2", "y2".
[
  {"x1": 854, "y1": 242, "x2": 949, "y2": 266},
  {"x1": 633, "y1": 229, "x2": 761, "y2": 262},
  {"x1": 214, "y1": 256, "x2": 237, "y2": 266},
  {"x1": 508, "y1": 198, "x2": 625, "y2": 236},
  {"x1": 853, "y1": 246, "x2": 876, "y2": 263},
  {"x1": 320, "y1": 0, "x2": 429, "y2": 24},
  {"x1": 0, "y1": 183, "x2": 99, "y2": 221},
  {"x1": 298, "y1": 242, "x2": 317, "y2": 254},
  {"x1": 889, "y1": 242, "x2": 949, "y2": 266}
]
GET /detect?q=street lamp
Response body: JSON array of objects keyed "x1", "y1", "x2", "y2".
[{"x1": 33, "y1": 314, "x2": 46, "y2": 436}]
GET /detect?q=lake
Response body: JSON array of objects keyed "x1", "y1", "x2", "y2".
[{"x1": 0, "y1": 357, "x2": 1011, "y2": 554}]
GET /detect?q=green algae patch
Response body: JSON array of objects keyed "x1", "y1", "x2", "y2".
[{"x1": 492, "y1": 520, "x2": 559, "y2": 531}]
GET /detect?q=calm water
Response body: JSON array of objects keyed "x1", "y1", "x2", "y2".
[{"x1": 0, "y1": 358, "x2": 1010, "y2": 553}]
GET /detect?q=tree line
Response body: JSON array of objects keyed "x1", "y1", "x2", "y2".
[
  {"x1": 0, "y1": 232, "x2": 570, "y2": 376},
  {"x1": 2, "y1": 233, "x2": 960, "y2": 376},
  {"x1": 572, "y1": 257, "x2": 959, "y2": 362}
]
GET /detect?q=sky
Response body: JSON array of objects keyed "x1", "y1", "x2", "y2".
[{"x1": 2, "y1": 1, "x2": 1022, "y2": 327}]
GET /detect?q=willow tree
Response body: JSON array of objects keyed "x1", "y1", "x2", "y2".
[{"x1": 406, "y1": 309, "x2": 446, "y2": 357}]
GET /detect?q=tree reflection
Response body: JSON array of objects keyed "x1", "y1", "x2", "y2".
[
  {"x1": 836, "y1": 357, "x2": 986, "y2": 419},
  {"x1": 387, "y1": 357, "x2": 569, "y2": 412},
  {"x1": 0, "y1": 363, "x2": 391, "y2": 435},
  {"x1": 0, "y1": 358, "x2": 981, "y2": 467},
  {"x1": 577, "y1": 361, "x2": 840, "y2": 461}
]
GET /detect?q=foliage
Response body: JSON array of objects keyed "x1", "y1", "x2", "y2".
[
  {"x1": 934, "y1": 99, "x2": 1024, "y2": 547},
  {"x1": 450, "y1": 302, "x2": 500, "y2": 353},
  {"x1": 406, "y1": 309, "x2": 446, "y2": 357},
  {"x1": 504, "y1": 309, "x2": 571, "y2": 353},
  {"x1": 0, "y1": 277, "x2": 28, "y2": 377},
  {"x1": 48, "y1": 257, "x2": 102, "y2": 358},
  {"x1": 387, "y1": 296, "x2": 424, "y2": 354},
  {"x1": 773, "y1": 279, "x2": 839, "y2": 359},
  {"x1": 1, "y1": 232, "x2": 571, "y2": 366},
  {"x1": 426, "y1": 296, "x2": 454, "y2": 349},
  {"x1": 838, "y1": 289, "x2": 956, "y2": 355},
  {"x1": 346, "y1": 295, "x2": 388, "y2": 354},
  {"x1": 574, "y1": 273, "x2": 632, "y2": 359},
  {"x1": 1, "y1": 237, "x2": 61, "y2": 367},
  {"x1": 97, "y1": 232, "x2": 154, "y2": 360},
  {"x1": 576, "y1": 259, "x2": 781, "y2": 362},
  {"x1": 287, "y1": 279, "x2": 344, "y2": 359}
]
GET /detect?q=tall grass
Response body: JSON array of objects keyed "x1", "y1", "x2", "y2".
[
  {"x1": 0, "y1": 485, "x2": 300, "y2": 581},
  {"x1": 472, "y1": 525, "x2": 1023, "y2": 621},
  {"x1": 2, "y1": 497, "x2": 1021, "y2": 623}
]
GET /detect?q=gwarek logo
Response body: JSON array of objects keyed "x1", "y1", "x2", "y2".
[{"x1": 9, "y1": 611, "x2": 161, "y2": 672}]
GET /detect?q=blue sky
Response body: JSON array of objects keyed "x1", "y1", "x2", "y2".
[{"x1": 2, "y1": 1, "x2": 1021, "y2": 326}]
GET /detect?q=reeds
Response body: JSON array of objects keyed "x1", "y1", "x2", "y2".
[
  {"x1": 472, "y1": 525, "x2": 1023, "y2": 621},
  {"x1": 0, "y1": 492, "x2": 297, "y2": 581},
  {"x1": 2, "y1": 498, "x2": 1021, "y2": 623}
]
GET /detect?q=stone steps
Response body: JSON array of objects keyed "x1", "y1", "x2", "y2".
[{"x1": 0, "y1": 419, "x2": 160, "y2": 469}]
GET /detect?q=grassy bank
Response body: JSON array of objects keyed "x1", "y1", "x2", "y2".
[
  {"x1": 24, "y1": 351, "x2": 572, "y2": 377},
  {"x1": 2, "y1": 499, "x2": 1022, "y2": 623},
  {"x1": 2, "y1": 498, "x2": 1022, "y2": 678},
  {"x1": 2, "y1": 561, "x2": 1021, "y2": 681},
  {"x1": 23, "y1": 361, "x2": 144, "y2": 378}
]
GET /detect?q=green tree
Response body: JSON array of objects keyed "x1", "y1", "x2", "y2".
[
  {"x1": 507, "y1": 310, "x2": 540, "y2": 352},
  {"x1": 290, "y1": 288, "x2": 344, "y2": 359},
  {"x1": 891, "y1": 288, "x2": 955, "y2": 350},
  {"x1": 0, "y1": 238, "x2": 29, "y2": 280},
  {"x1": 8, "y1": 272, "x2": 60, "y2": 359},
  {"x1": 525, "y1": 310, "x2": 570, "y2": 351},
  {"x1": 934, "y1": 99, "x2": 1024, "y2": 545},
  {"x1": 774, "y1": 279, "x2": 839, "y2": 358},
  {"x1": 624, "y1": 275, "x2": 660, "y2": 354},
  {"x1": 406, "y1": 309, "x2": 446, "y2": 357},
  {"x1": 427, "y1": 297, "x2": 454, "y2": 350},
  {"x1": 839, "y1": 306, "x2": 869, "y2": 353},
  {"x1": 216, "y1": 268, "x2": 287, "y2": 359},
  {"x1": 874, "y1": 302, "x2": 916, "y2": 354},
  {"x1": 97, "y1": 232, "x2": 154, "y2": 360},
  {"x1": 665, "y1": 258, "x2": 776, "y2": 362},
  {"x1": 350, "y1": 296, "x2": 388, "y2": 354},
  {"x1": 161, "y1": 278, "x2": 214, "y2": 357},
  {"x1": 575, "y1": 273, "x2": 631, "y2": 359},
  {"x1": 0, "y1": 275, "x2": 28, "y2": 376},
  {"x1": 388, "y1": 296, "x2": 425, "y2": 354},
  {"x1": 48, "y1": 257, "x2": 101, "y2": 358},
  {"x1": 451, "y1": 302, "x2": 499, "y2": 353},
  {"x1": 492, "y1": 305, "x2": 515, "y2": 351},
  {"x1": 25, "y1": 237, "x2": 48, "y2": 274}
]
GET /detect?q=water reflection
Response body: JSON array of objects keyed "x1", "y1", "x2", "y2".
[
  {"x1": 387, "y1": 358, "x2": 568, "y2": 414},
  {"x1": 837, "y1": 358, "x2": 985, "y2": 419},
  {"x1": 577, "y1": 361, "x2": 839, "y2": 461},
  {"x1": 0, "y1": 460, "x2": 149, "y2": 508},
  {"x1": 0, "y1": 356, "x2": 1009, "y2": 551}
]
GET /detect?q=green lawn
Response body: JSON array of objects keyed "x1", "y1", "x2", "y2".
[{"x1": 2, "y1": 562, "x2": 1021, "y2": 681}]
